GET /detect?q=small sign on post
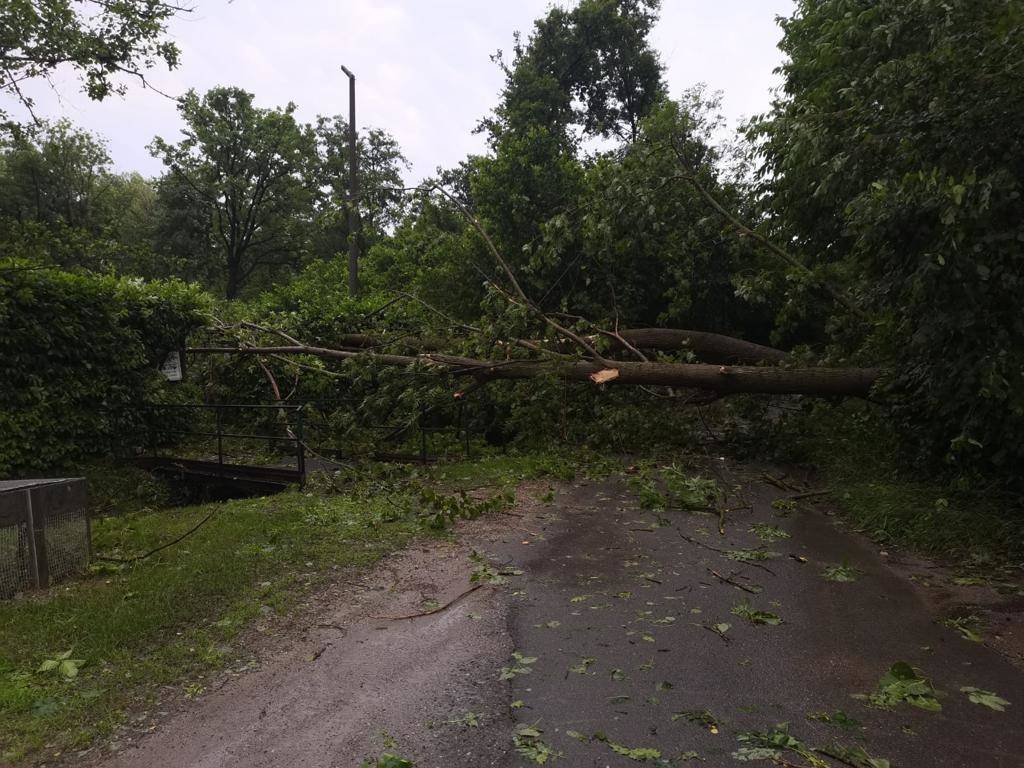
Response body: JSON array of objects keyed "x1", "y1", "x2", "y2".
[{"x1": 159, "y1": 350, "x2": 184, "y2": 382}]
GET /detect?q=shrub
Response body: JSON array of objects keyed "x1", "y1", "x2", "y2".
[{"x1": 0, "y1": 261, "x2": 209, "y2": 475}]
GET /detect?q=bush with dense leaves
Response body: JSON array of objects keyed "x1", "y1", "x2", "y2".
[
  {"x1": 0, "y1": 262, "x2": 209, "y2": 475},
  {"x1": 749, "y1": 0, "x2": 1024, "y2": 484}
]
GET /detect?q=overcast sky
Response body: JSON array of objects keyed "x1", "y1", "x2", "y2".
[{"x1": 3, "y1": 0, "x2": 795, "y2": 182}]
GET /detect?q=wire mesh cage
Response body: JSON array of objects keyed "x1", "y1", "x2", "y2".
[{"x1": 0, "y1": 479, "x2": 89, "y2": 598}]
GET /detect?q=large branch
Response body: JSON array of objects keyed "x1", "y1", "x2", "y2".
[
  {"x1": 188, "y1": 344, "x2": 879, "y2": 398},
  {"x1": 322, "y1": 328, "x2": 788, "y2": 365},
  {"x1": 612, "y1": 328, "x2": 789, "y2": 364}
]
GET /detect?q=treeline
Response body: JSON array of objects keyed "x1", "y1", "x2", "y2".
[
  {"x1": 2, "y1": 0, "x2": 1023, "y2": 491},
  {"x1": 0, "y1": 91, "x2": 408, "y2": 298}
]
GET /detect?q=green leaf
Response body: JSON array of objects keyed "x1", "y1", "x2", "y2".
[{"x1": 961, "y1": 686, "x2": 1010, "y2": 712}]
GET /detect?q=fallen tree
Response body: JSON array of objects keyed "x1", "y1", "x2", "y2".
[
  {"x1": 191, "y1": 184, "x2": 878, "y2": 404},
  {"x1": 188, "y1": 343, "x2": 879, "y2": 398}
]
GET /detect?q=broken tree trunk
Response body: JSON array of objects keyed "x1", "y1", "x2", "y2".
[{"x1": 188, "y1": 344, "x2": 879, "y2": 398}]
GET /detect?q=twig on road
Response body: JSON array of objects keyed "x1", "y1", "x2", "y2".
[
  {"x1": 372, "y1": 584, "x2": 487, "y2": 621},
  {"x1": 708, "y1": 568, "x2": 761, "y2": 595}
]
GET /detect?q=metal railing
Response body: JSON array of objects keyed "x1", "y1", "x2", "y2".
[{"x1": 142, "y1": 403, "x2": 306, "y2": 479}]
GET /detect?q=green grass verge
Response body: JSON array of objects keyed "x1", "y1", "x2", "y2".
[
  {"x1": 0, "y1": 450, "x2": 604, "y2": 764},
  {"x1": 745, "y1": 399, "x2": 1024, "y2": 571},
  {"x1": 0, "y1": 490, "x2": 420, "y2": 764}
]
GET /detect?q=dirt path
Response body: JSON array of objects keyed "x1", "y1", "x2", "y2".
[{"x1": 92, "y1": 466, "x2": 1024, "y2": 767}]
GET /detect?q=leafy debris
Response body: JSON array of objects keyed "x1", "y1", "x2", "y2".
[
  {"x1": 500, "y1": 651, "x2": 537, "y2": 680},
  {"x1": 961, "y1": 686, "x2": 1010, "y2": 711},
  {"x1": 731, "y1": 601, "x2": 782, "y2": 626},
  {"x1": 750, "y1": 523, "x2": 790, "y2": 543},
  {"x1": 856, "y1": 662, "x2": 942, "y2": 712},
  {"x1": 822, "y1": 561, "x2": 861, "y2": 582},
  {"x1": 513, "y1": 725, "x2": 561, "y2": 764}
]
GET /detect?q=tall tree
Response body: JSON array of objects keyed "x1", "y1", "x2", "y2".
[
  {"x1": 1, "y1": 0, "x2": 188, "y2": 130},
  {"x1": 489, "y1": 0, "x2": 664, "y2": 141},
  {"x1": 0, "y1": 119, "x2": 161, "y2": 273},
  {"x1": 471, "y1": 0, "x2": 666, "y2": 301},
  {"x1": 150, "y1": 87, "x2": 317, "y2": 299},
  {"x1": 310, "y1": 116, "x2": 408, "y2": 260},
  {"x1": 0, "y1": 119, "x2": 114, "y2": 229},
  {"x1": 748, "y1": 0, "x2": 1024, "y2": 478}
]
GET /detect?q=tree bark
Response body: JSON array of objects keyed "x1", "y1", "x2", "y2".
[
  {"x1": 188, "y1": 344, "x2": 879, "y2": 399},
  {"x1": 610, "y1": 329, "x2": 789, "y2": 364}
]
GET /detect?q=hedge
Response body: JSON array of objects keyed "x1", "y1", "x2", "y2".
[{"x1": 0, "y1": 262, "x2": 209, "y2": 476}]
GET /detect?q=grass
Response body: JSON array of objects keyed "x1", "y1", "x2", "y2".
[
  {"x1": 745, "y1": 399, "x2": 1024, "y2": 571},
  {"x1": 0, "y1": 490, "x2": 421, "y2": 763},
  {"x1": 0, "y1": 449, "x2": 598, "y2": 764}
]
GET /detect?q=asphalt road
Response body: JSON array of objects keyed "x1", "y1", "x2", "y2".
[
  {"x1": 91, "y1": 464, "x2": 1024, "y2": 768},
  {"x1": 484, "y1": 464, "x2": 1024, "y2": 767}
]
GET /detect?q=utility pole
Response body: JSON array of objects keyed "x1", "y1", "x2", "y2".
[{"x1": 340, "y1": 65, "x2": 360, "y2": 296}]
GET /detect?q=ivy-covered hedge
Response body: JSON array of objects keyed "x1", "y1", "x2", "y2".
[{"x1": 0, "y1": 262, "x2": 209, "y2": 476}]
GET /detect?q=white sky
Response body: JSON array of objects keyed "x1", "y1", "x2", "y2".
[{"x1": 3, "y1": 0, "x2": 795, "y2": 182}]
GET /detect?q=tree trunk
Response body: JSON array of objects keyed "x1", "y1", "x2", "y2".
[
  {"x1": 609, "y1": 329, "x2": 789, "y2": 364},
  {"x1": 188, "y1": 344, "x2": 879, "y2": 399}
]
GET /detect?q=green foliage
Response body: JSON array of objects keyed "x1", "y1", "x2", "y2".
[
  {"x1": 492, "y1": 0, "x2": 664, "y2": 141},
  {"x1": 856, "y1": 662, "x2": 942, "y2": 712},
  {"x1": 416, "y1": 487, "x2": 514, "y2": 530},
  {"x1": 0, "y1": 121, "x2": 161, "y2": 275},
  {"x1": 751, "y1": 0, "x2": 1024, "y2": 483},
  {"x1": 360, "y1": 755, "x2": 414, "y2": 768},
  {"x1": 817, "y1": 744, "x2": 891, "y2": 768},
  {"x1": 806, "y1": 710, "x2": 861, "y2": 730},
  {"x1": 513, "y1": 724, "x2": 560, "y2": 764},
  {"x1": 821, "y1": 562, "x2": 860, "y2": 583},
  {"x1": 661, "y1": 465, "x2": 722, "y2": 509},
  {"x1": 0, "y1": 0, "x2": 183, "y2": 128},
  {"x1": 960, "y1": 686, "x2": 1010, "y2": 712},
  {"x1": 631, "y1": 464, "x2": 721, "y2": 512},
  {"x1": 311, "y1": 116, "x2": 409, "y2": 251},
  {"x1": 731, "y1": 601, "x2": 782, "y2": 626},
  {"x1": 150, "y1": 87, "x2": 317, "y2": 298},
  {"x1": 726, "y1": 397, "x2": 1024, "y2": 567},
  {"x1": 500, "y1": 651, "x2": 537, "y2": 681},
  {"x1": 35, "y1": 651, "x2": 84, "y2": 681},
  {"x1": 750, "y1": 523, "x2": 789, "y2": 543},
  {"x1": 0, "y1": 264, "x2": 208, "y2": 475},
  {"x1": 80, "y1": 459, "x2": 171, "y2": 517},
  {"x1": 941, "y1": 615, "x2": 983, "y2": 643},
  {"x1": 734, "y1": 724, "x2": 826, "y2": 767},
  {"x1": 672, "y1": 709, "x2": 720, "y2": 732},
  {"x1": 726, "y1": 549, "x2": 779, "y2": 564}
]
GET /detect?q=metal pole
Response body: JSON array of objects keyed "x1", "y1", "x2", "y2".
[{"x1": 340, "y1": 65, "x2": 360, "y2": 297}]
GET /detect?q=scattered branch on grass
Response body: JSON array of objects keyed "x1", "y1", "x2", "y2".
[{"x1": 93, "y1": 508, "x2": 218, "y2": 564}]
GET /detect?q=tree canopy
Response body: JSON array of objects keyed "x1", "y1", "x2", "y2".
[{"x1": 1, "y1": 0, "x2": 188, "y2": 130}]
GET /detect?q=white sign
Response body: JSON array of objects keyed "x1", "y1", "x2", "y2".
[{"x1": 159, "y1": 351, "x2": 183, "y2": 382}]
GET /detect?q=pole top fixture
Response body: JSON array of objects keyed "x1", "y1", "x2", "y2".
[{"x1": 340, "y1": 65, "x2": 355, "y2": 79}]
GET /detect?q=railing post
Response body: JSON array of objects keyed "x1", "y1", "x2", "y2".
[
  {"x1": 215, "y1": 405, "x2": 224, "y2": 477},
  {"x1": 149, "y1": 405, "x2": 158, "y2": 458},
  {"x1": 295, "y1": 406, "x2": 306, "y2": 486}
]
